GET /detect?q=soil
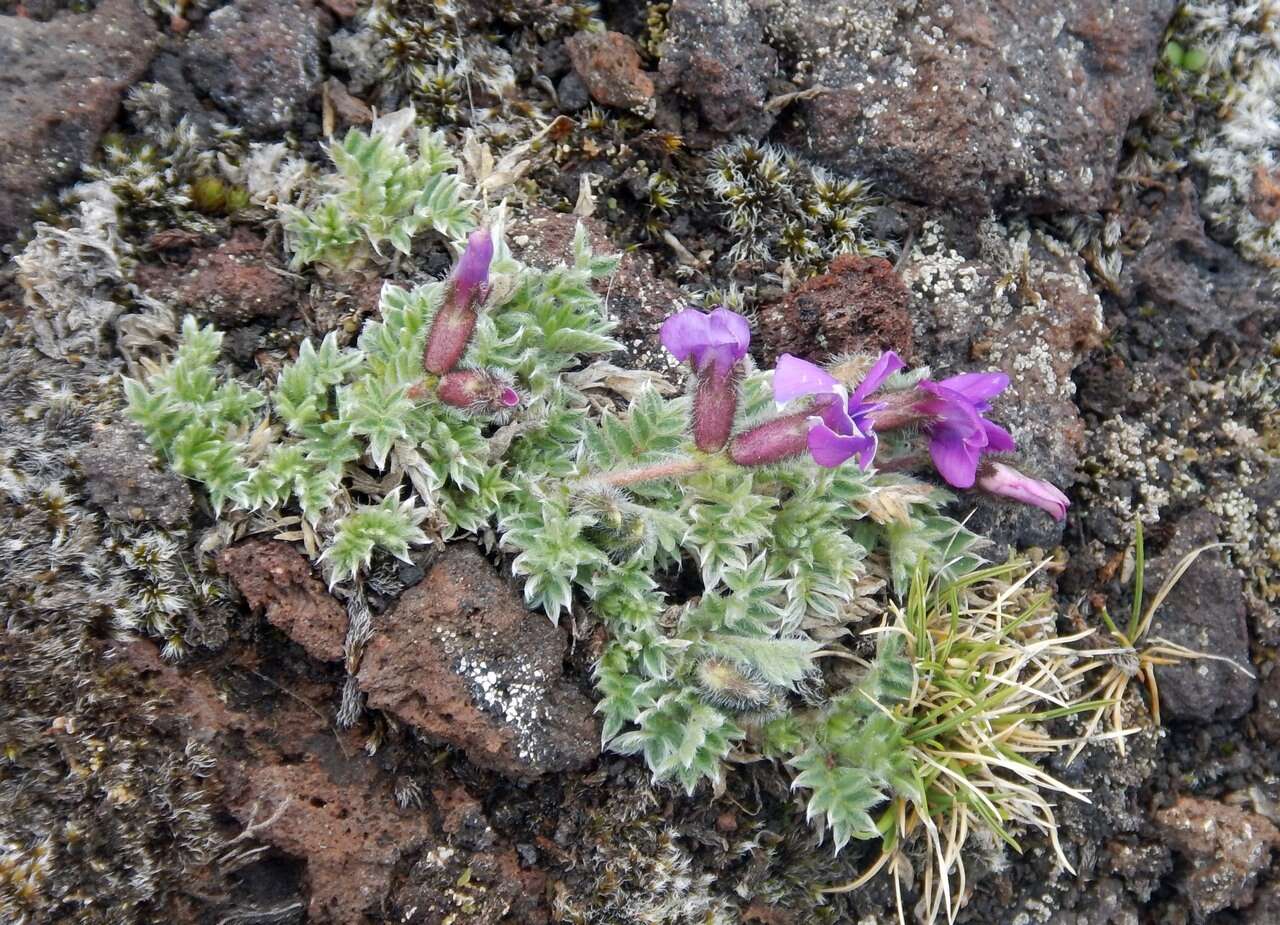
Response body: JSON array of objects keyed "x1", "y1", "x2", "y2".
[{"x1": 1, "y1": 2, "x2": 1277, "y2": 924}]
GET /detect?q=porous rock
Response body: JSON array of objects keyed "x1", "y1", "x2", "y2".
[
  {"x1": 902, "y1": 218, "x2": 1103, "y2": 549},
  {"x1": 565, "y1": 30, "x2": 654, "y2": 109},
  {"x1": 121, "y1": 640, "x2": 526, "y2": 924},
  {"x1": 0, "y1": 0, "x2": 158, "y2": 246},
  {"x1": 159, "y1": 228, "x2": 296, "y2": 325},
  {"x1": 1147, "y1": 511, "x2": 1257, "y2": 723},
  {"x1": 756, "y1": 254, "x2": 915, "y2": 365},
  {"x1": 657, "y1": 0, "x2": 778, "y2": 140},
  {"x1": 1154, "y1": 796, "x2": 1279, "y2": 919},
  {"x1": 184, "y1": 0, "x2": 331, "y2": 137},
  {"x1": 218, "y1": 539, "x2": 347, "y2": 663},
  {"x1": 357, "y1": 544, "x2": 598, "y2": 779},
  {"x1": 769, "y1": 0, "x2": 1177, "y2": 215},
  {"x1": 80, "y1": 421, "x2": 194, "y2": 528}
]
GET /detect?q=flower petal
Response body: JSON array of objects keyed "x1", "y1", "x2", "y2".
[
  {"x1": 659, "y1": 308, "x2": 711, "y2": 363},
  {"x1": 817, "y1": 391, "x2": 854, "y2": 436},
  {"x1": 454, "y1": 228, "x2": 494, "y2": 302},
  {"x1": 707, "y1": 307, "x2": 752, "y2": 360},
  {"x1": 937, "y1": 371, "x2": 1010, "y2": 402},
  {"x1": 981, "y1": 420, "x2": 1016, "y2": 453},
  {"x1": 773, "y1": 354, "x2": 841, "y2": 405},
  {"x1": 850, "y1": 350, "x2": 906, "y2": 405},
  {"x1": 807, "y1": 421, "x2": 875, "y2": 468},
  {"x1": 929, "y1": 433, "x2": 980, "y2": 488}
]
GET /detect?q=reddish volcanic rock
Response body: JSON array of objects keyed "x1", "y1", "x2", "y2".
[
  {"x1": 357, "y1": 545, "x2": 599, "y2": 779},
  {"x1": 218, "y1": 539, "x2": 347, "y2": 663},
  {"x1": 756, "y1": 255, "x2": 914, "y2": 365}
]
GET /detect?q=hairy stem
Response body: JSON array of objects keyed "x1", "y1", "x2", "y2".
[{"x1": 593, "y1": 457, "x2": 709, "y2": 488}]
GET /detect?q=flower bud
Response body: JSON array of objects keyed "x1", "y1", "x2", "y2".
[
  {"x1": 727, "y1": 410, "x2": 811, "y2": 467},
  {"x1": 692, "y1": 365, "x2": 741, "y2": 453},
  {"x1": 437, "y1": 369, "x2": 519, "y2": 416},
  {"x1": 975, "y1": 461, "x2": 1069, "y2": 521},
  {"x1": 423, "y1": 229, "x2": 494, "y2": 375}
]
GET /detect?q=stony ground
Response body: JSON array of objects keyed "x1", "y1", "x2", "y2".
[{"x1": 1, "y1": 1, "x2": 1278, "y2": 924}]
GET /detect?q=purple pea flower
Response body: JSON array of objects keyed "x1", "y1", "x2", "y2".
[
  {"x1": 914, "y1": 372, "x2": 1016, "y2": 488},
  {"x1": 660, "y1": 307, "x2": 751, "y2": 452},
  {"x1": 976, "y1": 461, "x2": 1069, "y2": 521},
  {"x1": 424, "y1": 228, "x2": 494, "y2": 375},
  {"x1": 770, "y1": 351, "x2": 905, "y2": 468}
]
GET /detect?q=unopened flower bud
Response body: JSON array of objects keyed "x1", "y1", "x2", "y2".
[
  {"x1": 423, "y1": 228, "x2": 494, "y2": 375},
  {"x1": 975, "y1": 461, "x2": 1069, "y2": 521},
  {"x1": 727, "y1": 410, "x2": 812, "y2": 467},
  {"x1": 437, "y1": 369, "x2": 519, "y2": 416}
]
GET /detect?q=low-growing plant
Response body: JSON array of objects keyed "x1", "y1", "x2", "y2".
[
  {"x1": 128, "y1": 209, "x2": 1105, "y2": 923},
  {"x1": 821, "y1": 559, "x2": 1102, "y2": 923},
  {"x1": 281, "y1": 108, "x2": 476, "y2": 270}
]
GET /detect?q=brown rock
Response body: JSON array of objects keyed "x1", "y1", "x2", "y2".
[
  {"x1": 80, "y1": 421, "x2": 194, "y2": 528},
  {"x1": 120, "y1": 641, "x2": 424, "y2": 923},
  {"x1": 184, "y1": 0, "x2": 331, "y2": 137},
  {"x1": 1146, "y1": 511, "x2": 1257, "y2": 724},
  {"x1": 1154, "y1": 796, "x2": 1279, "y2": 918},
  {"x1": 121, "y1": 639, "x2": 550, "y2": 924},
  {"x1": 140, "y1": 228, "x2": 296, "y2": 325},
  {"x1": 0, "y1": 0, "x2": 159, "y2": 245},
  {"x1": 218, "y1": 539, "x2": 347, "y2": 662},
  {"x1": 565, "y1": 30, "x2": 654, "y2": 109},
  {"x1": 658, "y1": 0, "x2": 777, "y2": 139},
  {"x1": 1125, "y1": 178, "x2": 1274, "y2": 350},
  {"x1": 756, "y1": 255, "x2": 914, "y2": 365},
  {"x1": 357, "y1": 545, "x2": 599, "y2": 779},
  {"x1": 773, "y1": 0, "x2": 1176, "y2": 215}
]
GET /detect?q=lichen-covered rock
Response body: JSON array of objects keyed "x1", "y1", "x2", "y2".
[
  {"x1": 80, "y1": 421, "x2": 195, "y2": 528},
  {"x1": 218, "y1": 539, "x2": 348, "y2": 662},
  {"x1": 357, "y1": 545, "x2": 599, "y2": 779},
  {"x1": 1154, "y1": 796, "x2": 1279, "y2": 919},
  {"x1": 768, "y1": 0, "x2": 1176, "y2": 215},
  {"x1": 902, "y1": 218, "x2": 1103, "y2": 548},
  {"x1": 1147, "y1": 511, "x2": 1257, "y2": 723},
  {"x1": 0, "y1": 0, "x2": 158, "y2": 246},
  {"x1": 566, "y1": 30, "x2": 654, "y2": 109},
  {"x1": 657, "y1": 0, "x2": 778, "y2": 140},
  {"x1": 756, "y1": 254, "x2": 914, "y2": 365},
  {"x1": 184, "y1": 0, "x2": 331, "y2": 137}
]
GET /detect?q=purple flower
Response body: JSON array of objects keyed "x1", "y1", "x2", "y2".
[
  {"x1": 424, "y1": 228, "x2": 494, "y2": 375},
  {"x1": 914, "y1": 372, "x2": 1015, "y2": 488},
  {"x1": 453, "y1": 227, "x2": 494, "y2": 307},
  {"x1": 660, "y1": 307, "x2": 751, "y2": 377},
  {"x1": 660, "y1": 307, "x2": 752, "y2": 452},
  {"x1": 771, "y1": 352, "x2": 905, "y2": 468},
  {"x1": 976, "y1": 461, "x2": 1069, "y2": 521}
]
